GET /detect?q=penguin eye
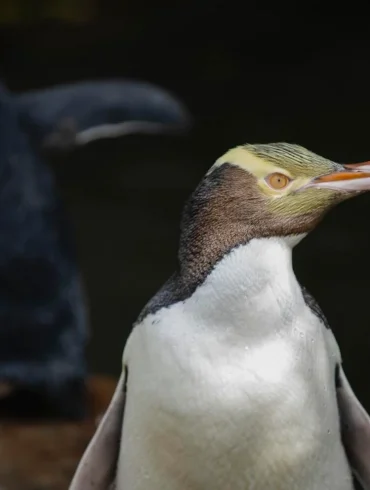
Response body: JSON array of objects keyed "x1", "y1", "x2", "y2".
[{"x1": 265, "y1": 173, "x2": 291, "y2": 190}]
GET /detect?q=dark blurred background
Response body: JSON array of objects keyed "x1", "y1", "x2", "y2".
[{"x1": 1, "y1": 0, "x2": 370, "y2": 407}]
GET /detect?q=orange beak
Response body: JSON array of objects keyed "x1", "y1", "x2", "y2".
[{"x1": 309, "y1": 161, "x2": 370, "y2": 192}]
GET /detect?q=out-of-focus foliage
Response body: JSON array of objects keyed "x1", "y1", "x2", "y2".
[{"x1": 0, "y1": 0, "x2": 97, "y2": 24}]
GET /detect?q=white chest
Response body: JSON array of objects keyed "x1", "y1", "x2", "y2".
[{"x1": 117, "y1": 239, "x2": 353, "y2": 490}]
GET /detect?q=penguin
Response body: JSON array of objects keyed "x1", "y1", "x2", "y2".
[
  {"x1": 70, "y1": 143, "x2": 370, "y2": 489},
  {"x1": 16, "y1": 79, "x2": 191, "y2": 150},
  {"x1": 0, "y1": 80, "x2": 189, "y2": 419}
]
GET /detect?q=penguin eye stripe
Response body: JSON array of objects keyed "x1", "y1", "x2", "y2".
[{"x1": 265, "y1": 173, "x2": 291, "y2": 190}]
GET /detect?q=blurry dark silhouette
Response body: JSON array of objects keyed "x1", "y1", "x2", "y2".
[{"x1": 0, "y1": 79, "x2": 189, "y2": 420}]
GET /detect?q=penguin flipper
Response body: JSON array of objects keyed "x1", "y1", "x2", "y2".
[
  {"x1": 15, "y1": 80, "x2": 191, "y2": 151},
  {"x1": 69, "y1": 370, "x2": 126, "y2": 489},
  {"x1": 336, "y1": 366, "x2": 370, "y2": 489}
]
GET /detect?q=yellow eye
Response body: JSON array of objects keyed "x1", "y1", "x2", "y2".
[{"x1": 266, "y1": 173, "x2": 291, "y2": 190}]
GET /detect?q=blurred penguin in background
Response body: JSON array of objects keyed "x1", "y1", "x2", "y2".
[{"x1": 0, "y1": 79, "x2": 190, "y2": 420}]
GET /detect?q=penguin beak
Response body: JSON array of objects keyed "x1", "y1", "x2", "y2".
[
  {"x1": 343, "y1": 161, "x2": 370, "y2": 172},
  {"x1": 309, "y1": 161, "x2": 370, "y2": 192}
]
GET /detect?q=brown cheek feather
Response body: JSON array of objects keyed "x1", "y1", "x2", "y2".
[{"x1": 179, "y1": 165, "x2": 334, "y2": 287}]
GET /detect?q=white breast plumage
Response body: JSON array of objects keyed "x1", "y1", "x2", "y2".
[{"x1": 116, "y1": 238, "x2": 353, "y2": 490}]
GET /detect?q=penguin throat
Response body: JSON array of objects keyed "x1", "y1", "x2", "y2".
[
  {"x1": 178, "y1": 227, "x2": 305, "y2": 293},
  {"x1": 187, "y1": 237, "x2": 300, "y2": 331}
]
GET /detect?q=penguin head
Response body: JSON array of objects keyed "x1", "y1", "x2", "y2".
[
  {"x1": 202, "y1": 142, "x2": 370, "y2": 242},
  {"x1": 179, "y1": 142, "x2": 370, "y2": 281}
]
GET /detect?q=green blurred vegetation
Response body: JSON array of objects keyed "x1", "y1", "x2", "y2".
[{"x1": 0, "y1": 0, "x2": 97, "y2": 24}]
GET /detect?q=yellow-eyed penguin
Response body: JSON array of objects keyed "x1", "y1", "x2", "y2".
[{"x1": 70, "y1": 143, "x2": 370, "y2": 490}]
